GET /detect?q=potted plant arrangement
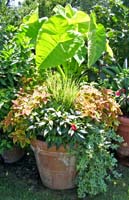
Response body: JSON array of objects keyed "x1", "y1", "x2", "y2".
[
  {"x1": 2, "y1": 72, "x2": 122, "y2": 198},
  {"x1": 1, "y1": 4, "x2": 123, "y2": 198},
  {"x1": 29, "y1": 79, "x2": 122, "y2": 198}
]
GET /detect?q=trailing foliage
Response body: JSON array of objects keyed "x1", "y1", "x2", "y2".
[{"x1": 75, "y1": 122, "x2": 122, "y2": 198}]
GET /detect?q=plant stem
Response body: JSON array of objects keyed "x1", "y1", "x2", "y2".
[{"x1": 57, "y1": 65, "x2": 66, "y2": 80}]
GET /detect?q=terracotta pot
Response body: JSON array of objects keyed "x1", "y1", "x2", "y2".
[
  {"x1": 117, "y1": 116, "x2": 129, "y2": 157},
  {"x1": 1, "y1": 146, "x2": 25, "y2": 163},
  {"x1": 31, "y1": 139, "x2": 76, "y2": 190}
]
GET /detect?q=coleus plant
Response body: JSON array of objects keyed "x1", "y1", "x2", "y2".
[
  {"x1": 75, "y1": 84, "x2": 122, "y2": 130},
  {"x1": 1, "y1": 85, "x2": 49, "y2": 147}
]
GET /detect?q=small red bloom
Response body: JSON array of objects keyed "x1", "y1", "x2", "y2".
[
  {"x1": 115, "y1": 90, "x2": 121, "y2": 97},
  {"x1": 71, "y1": 124, "x2": 77, "y2": 131}
]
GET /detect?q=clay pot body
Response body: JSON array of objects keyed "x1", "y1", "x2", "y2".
[
  {"x1": 31, "y1": 139, "x2": 76, "y2": 190},
  {"x1": 1, "y1": 146, "x2": 25, "y2": 163},
  {"x1": 117, "y1": 116, "x2": 129, "y2": 157}
]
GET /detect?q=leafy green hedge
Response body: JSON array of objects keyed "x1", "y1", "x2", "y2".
[{"x1": 92, "y1": 0, "x2": 129, "y2": 66}]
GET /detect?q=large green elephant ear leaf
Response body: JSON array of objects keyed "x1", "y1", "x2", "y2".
[
  {"x1": 36, "y1": 15, "x2": 84, "y2": 73},
  {"x1": 87, "y1": 13, "x2": 106, "y2": 67},
  {"x1": 18, "y1": 8, "x2": 47, "y2": 46},
  {"x1": 53, "y1": 4, "x2": 76, "y2": 18},
  {"x1": 54, "y1": 4, "x2": 90, "y2": 34}
]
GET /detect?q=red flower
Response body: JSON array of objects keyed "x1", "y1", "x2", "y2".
[
  {"x1": 71, "y1": 124, "x2": 77, "y2": 131},
  {"x1": 115, "y1": 90, "x2": 121, "y2": 97},
  {"x1": 115, "y1": 88, "x2": 126, "y2": 97}
]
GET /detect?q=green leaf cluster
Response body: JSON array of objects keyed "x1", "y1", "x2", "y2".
[
  {"x1": 0, "y1": 88, "x2": 16, "y2": 121},
  {"x1": 0, "y1": 35, "x2": 35, "y2": 88},
  {"x1": 92, "y1": 0, "x2": 129, "y2": 66}
]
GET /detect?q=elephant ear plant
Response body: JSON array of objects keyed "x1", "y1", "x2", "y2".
[
  {"x1": 36, "y1": 4, "x2": 108, "y2": 79},
  {"x1": 18, "y1": 4, "x2": 112, "y2": 80}
]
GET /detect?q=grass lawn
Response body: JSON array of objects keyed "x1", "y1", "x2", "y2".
[{"x1": 0, "y1": 152, "x2": 129, "y2": 200}]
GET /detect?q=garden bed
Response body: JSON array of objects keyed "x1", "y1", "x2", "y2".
[{"x1": 0, "y1": 151, "x2": 129, "y2": 200}]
